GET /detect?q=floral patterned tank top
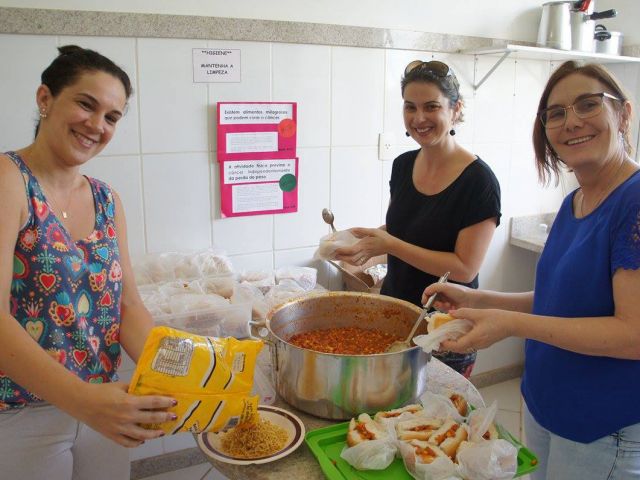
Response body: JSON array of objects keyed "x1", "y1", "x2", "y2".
[{"x1": 2, "y1": 151, "x2": 122, "y2": 409}]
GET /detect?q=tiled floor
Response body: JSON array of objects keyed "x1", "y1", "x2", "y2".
[{"x1": 142, "y1": 377, "x2": 529, "y2": 480}]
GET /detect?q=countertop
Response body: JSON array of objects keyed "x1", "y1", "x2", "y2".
[
  {"x1": 509, "y1": 212, "x2": 556, "y2": 253},
  {"x1": 199, "y1": 357, "x2": 484, "y2": 479}
]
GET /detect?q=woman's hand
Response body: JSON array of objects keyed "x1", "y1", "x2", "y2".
[
  {"x1": 334, "y1": 227, "x2": 392, "y2": 266},
  {"x1": 75, "y1": 381, "x2": 176, "y2": 447},
  {"x1": 439, "y1": 308, "x2": 515, "y2": 353},
  {"x1": 421, "y1": 282, "x2": 475, "y2": 311}
]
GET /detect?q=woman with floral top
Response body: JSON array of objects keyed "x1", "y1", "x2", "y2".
[{"x1": 0, "y1": 45, "x2": 175, "y2": 479}]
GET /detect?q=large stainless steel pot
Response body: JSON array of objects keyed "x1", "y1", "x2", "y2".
[{"x1": 252, "y1": 292, "x2": 430, "y2": 420}]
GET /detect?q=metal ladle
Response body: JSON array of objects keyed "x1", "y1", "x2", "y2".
[
  {"x1": 322, "y1": 208, "x2": 337, "y2": 233},
  {"x1": 386, "y1": 271, "x2": 450, "y2": 353}
]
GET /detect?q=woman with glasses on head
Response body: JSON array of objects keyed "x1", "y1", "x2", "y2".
[
  {"x1": 335, "y1": 60, "x2": 501, "y2": 377},
  {"x1": 422, "y1": 60, "x2": 640, "y2": 479}
]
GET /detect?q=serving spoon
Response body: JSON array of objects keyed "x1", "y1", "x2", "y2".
[
  {"x1": 386, "y1": 271, "x2": 450, "y2": 353},
  {"x1": 322, "y1": 208, "x2": 337, "y2": 233}
]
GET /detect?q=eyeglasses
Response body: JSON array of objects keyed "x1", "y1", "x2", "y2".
[
  {"x1": 404, "y1": 60, "x2": 453, "y2": 78},
  {"x1": 538, "y1": 92, "x2": 622, "y2": 129}
]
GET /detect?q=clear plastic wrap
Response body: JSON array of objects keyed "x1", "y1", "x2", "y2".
[
  {"x1": 412, "y1": 317, "x2": 473, "y2": 353},
  {"x1": 313, "y1": 230, "x2": 359, "y2": 260},
  {"x1": 340, "y1": 439, "x2": 397, "y2": 471},
  {"x1": 238, "y1": 270, "x2": 275, "y2": 294},
  {"x1": 275, "y1": 266, "x2": 317, "y2": 291}
]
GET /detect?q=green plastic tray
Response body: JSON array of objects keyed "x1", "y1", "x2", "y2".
[{"x1": 305, "y1": 421, "x2": 538, "y2": 480}]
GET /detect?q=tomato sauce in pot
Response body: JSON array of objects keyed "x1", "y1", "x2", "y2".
[{"x1": 288, "y1": 326, "x2": 402, "y2": 355}]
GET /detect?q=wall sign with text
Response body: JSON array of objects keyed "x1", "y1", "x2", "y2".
[{"x1": 216, "y1": 102, "x2": 298, "y2": 217}]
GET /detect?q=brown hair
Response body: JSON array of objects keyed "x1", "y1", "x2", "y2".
[
  {"x1": 401, "y1": 63, "x2": 465, "y2": 123},
  {"x1": 532, "y1": 60, "x2": 633, "y2": 186},
  {"x1": 35, "y1": 45, "x2": 132, "y2": 136}
]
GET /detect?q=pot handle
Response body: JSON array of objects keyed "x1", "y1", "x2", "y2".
[
  {"x1": 248, "y1": 319, "x2": 280, "y2": 375},
  {"x1": 594, "y1": 24, "x2": 612, "y2": 41},
  {"x1": 590, "y1": 9, "x2": 616, "y2": 21}
]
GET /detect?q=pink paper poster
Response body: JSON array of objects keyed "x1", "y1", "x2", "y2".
[{"x1": 216, "y1": 102, "x2": 298, "y2": 217}]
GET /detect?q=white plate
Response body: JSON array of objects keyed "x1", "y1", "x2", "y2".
[{"x1": 196, "y1": 405, "x2": 306, "y2": 465}]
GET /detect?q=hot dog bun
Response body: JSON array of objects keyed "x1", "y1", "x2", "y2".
[
  {"x1": 396, "y1": 418, "x2": 443, "y2": 441},
  {"x1": 373, "y1": 404, "x2": 422, "y2": 424},
  {"x1": 407, "y1": 440, "x2": 448, "y2": 464},
  {"x1": 449, "y1": 393, "x2": 468, "y2": 417},
  {"x1": 427, "y1": 312, "x2": 455, "y2": 333},
  {"x1": 481, "y1": 422, "x2": 499, "y2": 441},
  {"x1": 428, "y1": 419, "x2": 468, "y2": 459},
  {"x1": 346, "y1": 413, "x2": 388, "y2": 447}
]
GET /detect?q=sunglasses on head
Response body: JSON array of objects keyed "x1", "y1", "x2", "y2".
[{"x1": 404, "y1": 60, "x2": 453, "y2": 77}]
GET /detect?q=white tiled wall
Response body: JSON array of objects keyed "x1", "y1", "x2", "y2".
[{"x1": 3, "y1": 35, "x2": 640, "y2": 460}]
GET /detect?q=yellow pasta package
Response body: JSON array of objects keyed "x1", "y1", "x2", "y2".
[{"x1": 128, "y1": 326, "x2": 263, "y2": 434}]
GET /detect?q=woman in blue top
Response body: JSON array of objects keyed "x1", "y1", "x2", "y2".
[{"x1": 422, "y1": 61, "x2": 640, "y2": 479}]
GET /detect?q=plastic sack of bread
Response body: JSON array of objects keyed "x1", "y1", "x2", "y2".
[
  {"x1": 467, "y1": 401, "x2": 499, "y2": 443},
  {"x1": 456, "y1": 439, "x2": 517, "y2": 480},
  {"x1": 397, "y1": 439, "x2": 458, "y2": 480},
  {"x1": 313, "y1": 230, "x2": 359, "y2": 261},
  {"x1": 340, "y1": 413, "x2": 396, "y2": 470},
  {"x1": 128, "y1": 326, "x2": 263, "y2": 434},
  {"x1": 412, "y1": 312, "x2": 473, "y2": 354},
  {"x1": 416, "y1": 391, "x2": 466, "y2": 423}
]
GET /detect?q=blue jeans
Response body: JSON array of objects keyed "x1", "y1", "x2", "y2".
[{"x1": 524, "y1": 402, "x2": 640, "y2": 479}]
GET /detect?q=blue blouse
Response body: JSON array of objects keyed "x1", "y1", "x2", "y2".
[{"x1": 522, "y1": 170, "x2": 640, "y2": 443}]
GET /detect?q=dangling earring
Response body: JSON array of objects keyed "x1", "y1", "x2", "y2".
[
  {"x1": 449, "y1": 128, "x2": 456, "y2": 136},
  {"x1": 405, "y1": 131, "x2": 410, "y2": 137},
  {"x1": 39, "y1": 108, "x2": 47, "y2": 119}
]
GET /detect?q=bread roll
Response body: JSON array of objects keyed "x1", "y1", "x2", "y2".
[
  {"x1": 396, "y1": 418, "x2": 443, "y2": 441},
  {"x1": 407, "y1": 440, "x2": 448, "y2": 464},
  {"x1": 427, "y1": 312, "x2": 455, "y2": 333},
  {"x1": 346, "y1": 413, "x2": 388, "y2": 447},
  {"x1": 428, "y1": 420, "x2": 468, "y2": 459},
  {"x1": 449, "y1": 393, "x2": 468, "y2": 417},
  {"x1": 373, "y1": 404, "x2": 422, "y2": 424},
  {"x1": 482, "y1": 422, "x2": 499, "y2": 440}
]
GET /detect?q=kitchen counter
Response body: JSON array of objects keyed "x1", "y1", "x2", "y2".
[
  {"x1": 200, "y1": 357, "x2": 484, "y2": 479},
  {"x1": 509, "y1": 213, "x2": 556, "y2": 253}
]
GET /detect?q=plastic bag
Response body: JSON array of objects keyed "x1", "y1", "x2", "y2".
[
  {"x1": 340, "y1": 439, "x2": 397, "y2": 470},
  {"x1": 417, "y1": 392, "x2": 465, "y2": 422},
  {"x1": 467, "y1": 401, "x2": 498, "y2": 443},
  {"x1": 364, "y1": 263, "x2": 388, "y2": 285},
  {"x1": 275, "y1": 266, "x2": 317, "y2": 291},
  {"x1": 231, "y1": 282, "x2": 269, "y2": 321},
  {"x1": 238, "y1": 270, "x2": 275, "y2": 294},
  {"x1": 398, "y1": 440, "x2": 458, "y2": 480},
  {"x1": 263, "y1": 283, "x2": 306, "y2": 312},
  {"x1": 128, "y1": 326, "x2": 262, "y2": 434},
  {"x1": 456, "y1": 440, "x2": 517, "y2": 480},
  {"x1": 412, "y1": 319, "x2": 473, "y2": 353},
  {"x1": 313, "y1": 230, "x2": 359, "y2": 261},
  {"x1": 193, "y1": 249, "x2": 234, "y2": 276},
  {"x1": 168, "y1": 293, "x2": 229, "y2": 314}
]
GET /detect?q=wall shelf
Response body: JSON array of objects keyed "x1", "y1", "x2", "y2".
[{"x1": 461, "y1": 44, "x2": 640, "y2": 90}]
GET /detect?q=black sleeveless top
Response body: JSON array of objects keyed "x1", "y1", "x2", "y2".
[{"x1": 381, "y1": 149, "x2": 501, "y2": 306}]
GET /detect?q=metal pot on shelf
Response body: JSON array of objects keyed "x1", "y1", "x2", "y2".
[
  {"x1": 538, "y1": 1, "x2": 617, "y2": 52},
  {"x1": 250, "y1": 291, "x2": 430, "y2": 420},
  {"x1": 594, "y1": 24, "x2": 624, "y2": 55},
  {"x1": 572, "y1": 6, "x2": 616, "y2": 52}
]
